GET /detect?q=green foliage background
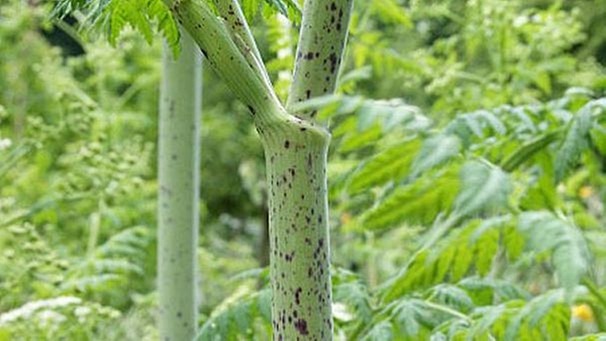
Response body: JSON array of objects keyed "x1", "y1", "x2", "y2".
[{"x1": 1, "y1": 0, "x2": 606, "y2": 339}]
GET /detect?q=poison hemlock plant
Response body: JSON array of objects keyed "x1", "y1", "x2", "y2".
[
  {"x1": 55, "y1": 0, "x2": 354, "y2": 339},
  {"x1": 48, "y1": 0, "x2": 606, "y2": 339},
  {"x1": 165, "y1": 1, "x2": 354, "y2": 338},
  {"x1": 185, "y1": 91, "x2": 606, "y2": 340},
  {"x1": 325, "y1": 90, "x2": 605, "y2": 339}
]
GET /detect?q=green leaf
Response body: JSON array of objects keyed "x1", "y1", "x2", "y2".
[
  {"x1": 500, "y1": 130, "x2": 561, "y2": 172},
  {"x1": 264, "y1": 0, "x2": 302, "y2": 23},
  {"x1": 453, "y1": 160, "x2": 512, "y2": 217},
  {"x1": 517, "y1": 212, "x2": 591, "y2": 291},
  {"x1": 294, "y1": 96, "x2": 430, "y2": 139},
  {"x1": 427, "y1": 284, "x2": 475, "y2": 313},
  {"x1": 237, "y1": 0, "x2": 301, "y2": 23},
  {"x1": 347, "y1": 139, "x2": 421, "y2": 194},
  {"x1": 197, "y1": 289, "x2": 272, "y2": 340},
  {"x1": 371, "y1": 0, "x2": 412, "y2": 28},
  {"x1": 445, "y1": 109, "x2": 507, "y2": 146},
  {"x1": 410, "y1": 134, "x2": 461, "y2": 178},
  {"x1": 334, "y1": 280, "x2": 373, "y2": 324},
  {"x1": 503, "y1": 290, "x2": 569, "y2": 341},
  {"x1": 106, "y1": 0, "x2": 154, "y2": 45},
  {"x1": 240, "y1": 0, "x2": 260, "y2": 21},
  {"x1": 519, "y1": 151, "x2": 559, "y2": 211},
  {"x1": 458, "y1": 277, "x2": 529, "y2": 306},
  {"x1": 555, "y1": 99, "x2": 606, "y2": 181},
  {"x1": 147, "y1": 0, "x2": 181, "y2": 56},
  {"x1": 53, "y1": 0, "x2": 180, "y2": 53},
  {"x1": 466, "y1": 302, "x2": 512, "y2": 339},
  {"x1": 382, "y1": 219, "x2": 504, "y2": 301},
  {"x1": 359, "y1": 163, "x2": 460, "y2": 230},
  {"x1": 362, "y1": 321, "x2": 393, "y2": 341}
]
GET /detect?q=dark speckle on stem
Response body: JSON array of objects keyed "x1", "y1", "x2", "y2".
[{"x1": 294, "y1": 319, "x2": 309, "y2": 335}]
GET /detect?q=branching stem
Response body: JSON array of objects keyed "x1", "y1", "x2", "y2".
[
  {"x1": 287, "y1": 0, "x2": 354, "y2": 120},
  {"x1": 163, "y1": 1, "x2": 354, "y2": 339}
]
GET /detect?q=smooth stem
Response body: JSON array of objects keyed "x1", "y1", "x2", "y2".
[
  {"x1": 287, "y1": 0, "x2": 354, "y2": 119},
  {"x1": 158, "y1": 29, "x2": 202, "y2": 341},
  {"x1": 261, "y1": 119, "x2": 333, "y2": 340}
]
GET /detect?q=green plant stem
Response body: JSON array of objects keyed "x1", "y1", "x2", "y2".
[
  {"x1": 262, "y1": 119, "x2": 333, "y2": 339},
  {"x1": 287, "y1": 0, "x2": 353, "y2": 118},
  {"x1": 157, "y1": 28, "x2": 202, "y2": 341},
  {"x1": 166, "y1": 1, "x2": 353, "y2": 338},
  {"x1": 169, "y1": 0, "x2": 282, "y2": 122},
  {"x1": 212, "y1": 0, "x2": 272, "y2": 88}
]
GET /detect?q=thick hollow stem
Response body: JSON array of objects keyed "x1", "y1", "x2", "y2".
[
  {"x1": 170, "y1": 0, "x2": 282, "y2": 119},
  {"x1": 287, "y1": 0, "x2": 354, "y2": 118},
  {"x1": 157, "y1": 29, "x2": 202, "y2": 341},
  {"x1": 213, "y1": 0, "x2": 272, "y2": 88},
  {"x1": 261, "y1": 119, "x2": 333, "y2": 340},
  {"x1": 163, "y1": 1, "x2": 350, "y2": 339}
]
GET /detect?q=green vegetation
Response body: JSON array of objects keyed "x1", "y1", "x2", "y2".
[{"x1": 1, "y1": 0, "x2": 606, "y2": 340}]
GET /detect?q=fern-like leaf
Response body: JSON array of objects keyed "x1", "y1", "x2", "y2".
[
  {"x1": 382, "y1": 218, "x2": 504, "y2": 302},
  {"x1": 517, "y1": 211, "x2": 591, "y2": 291},
  {"x1": 453, "y1": 160, "x2": 512, "y2": 218},
  {"x1": 409, "y1": 134, "x2": 461, "y2": 178},
  {"x1": 555, "y1": 99, "x2": 606, "y2": 181},
  {"x1": 53, "y1": 0, "x2": 180, "y2": 53},
  {"x1": 358, "y1": 163, "x2": 460, "y2": 230},
  {"x1": 347, "y1": 139, "x2": 421, "y2": 194},
  {"x1": 197, "y1": 288, "x2": 272, "y2": 340}
]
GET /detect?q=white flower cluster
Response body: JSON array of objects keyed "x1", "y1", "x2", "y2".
[
  {"x1": 0, "y1": 138, "x2": 11, "y2": 150},
  {"x1": 74, "y1": 306, "x2": 91, "y2": 323},
  {"x1": 0, "y1": 296, "x2": 81, "y2": 325},
  {"x1": 37, "y1": 310, "x2": 67, "y2": 329}
]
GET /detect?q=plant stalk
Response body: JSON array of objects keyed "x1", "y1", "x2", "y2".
[
  {"x1": 157, "y1": 29, "x2": 202, "y2": 341},
  {"x1": 165, "y1": 1, "x2": 354, "y2": 339},
  {"x1": 261, "y1": 119, "x2": 332, "y2": 340},
  {"x1": 287, "y1": 0, "x2": 354, "y2": 118}
]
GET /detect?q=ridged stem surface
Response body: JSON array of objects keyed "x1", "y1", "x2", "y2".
[
  {"x1": 287, "y1": 0, "x2": 354, "y2": 118},
  {"x1": 163, "y1": 1, "x2": 354, "y2": 339},
  {"x1": 261, "y1": 119, "x2": 332, "y2": 340}
]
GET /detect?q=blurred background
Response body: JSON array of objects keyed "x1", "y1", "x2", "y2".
[{"x1": 0, "y1": 0, "x2": 605, "y2": 339}]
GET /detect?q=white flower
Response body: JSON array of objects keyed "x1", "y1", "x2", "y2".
[
  {"x1": 332, "y1": 302, "x2": 354, "y2": 322},
  {"x1": 0, "y1": 296, "x2": 81, "y2": 325},
  {"x1": 75, "y1": 306, "x2": 92, "y2": 323},
  {"x1": 513, "y1": 15, "x2": 529, "y2": 28},
  {"x1": 37, "y1": 309, "x2": 67, "y2": 327},
  {"x1": 74, "y1": 306, "x2": 91, "y2": 318},
  {"x1": 0, "y1": 138, "x2": 11, "y2": 150}
]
